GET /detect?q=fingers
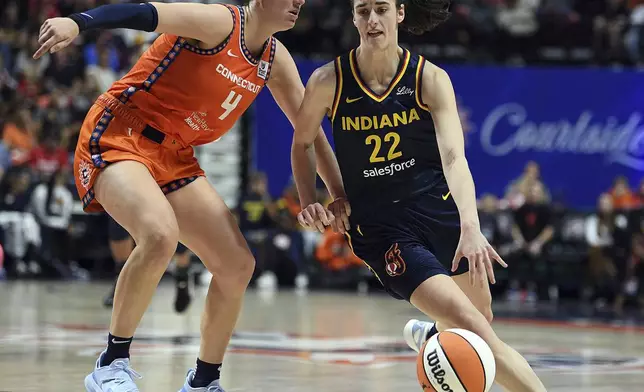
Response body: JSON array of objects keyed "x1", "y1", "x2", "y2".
[
  {"x1": 297, "y1": 213, "x2": 309, "y2": 229},
  {"x1": 334, "y1": 212, "x2": 345, "y2": 234},
  {"x1": 451, "y1": 250, "x2": 462, "y2": 273},
  {"x1": 343, "y1": 200, "x2": 352, "y2": 216},
  {"x1": 341, "y1": 212, "x2": 350, "y2": 232},
  {"x1": 468, "y1": 254, "x2": 476, "y2": 286},
  {"x1": 483, "y1": 248, "x2": 496, "y2": 285},
  {"x1": 298, "y1": 204, "x2": 333, "y2": 233},
  {"x1": 300, "y1": 209, "x2": 315, "y2": 228},
  {"x1": 50, "y1": 38, "x2": 72, "y2": 54},
  {"x1": 314, "y1": 203, "x2": 330, "y2": 227},
  {"x1": 489, "y1": 246, "x2": 508, "y2": 268}
]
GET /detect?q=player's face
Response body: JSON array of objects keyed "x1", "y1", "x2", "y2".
[
  {"x1": 352, "y1": 0, "x2": 404, "y2": 49},
  {"x1": 262, "y1": 0, "x2": 305, "y2": 31}
]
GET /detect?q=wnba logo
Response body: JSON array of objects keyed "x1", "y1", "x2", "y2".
[{"x1": 384, "y1": 243, "x2": 406, "y2": 277}]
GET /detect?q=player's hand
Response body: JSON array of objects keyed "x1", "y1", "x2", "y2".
[
  {"x1": 33, "y1": 18, "x2": 80, "y2": 59},
  {"x1": 327, "y1": 197, "x2": 351, "y2": 234},
  {"x1": 451, "y1": 228, "x2": 507, "y2": 287},
  {"x1": 297, "y1": 203, "x2": 335, "y2": 233}
]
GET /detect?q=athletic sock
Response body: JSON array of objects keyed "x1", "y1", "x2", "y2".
[
  {"x1": 191, "y1": 358, "x2": 222, "y2": 387},
  {"x1": 101, "y1": 333, "x2": 133, "y2": 367},
  {"x1": 426, "y1": 324, "x2": 439, "y2": 341}
]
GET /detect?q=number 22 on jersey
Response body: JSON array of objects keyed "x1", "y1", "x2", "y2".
[{"x1": 365, "y1": 132, "x2": 403, "y2": 163}]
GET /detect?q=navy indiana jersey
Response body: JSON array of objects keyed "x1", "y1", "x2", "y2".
[{"x1": 330, "y1": 48, "x2": 445, "y2": 216}]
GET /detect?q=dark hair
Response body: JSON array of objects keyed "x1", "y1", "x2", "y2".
[{"x1": 351, "y1": 0, "x2": 451, "y2": 35}]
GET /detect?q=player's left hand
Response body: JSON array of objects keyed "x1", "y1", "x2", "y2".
[
  {"x1": 327, "y1": 197, "x2": 351, "y2": 234},
  {"x1": 297, "y1": 203, "x2": 335, "y2": 233},
  {"x1": 451, "y1": 228, "x2": 508, "y2": 287},
  {"x1": 33, "y1": 17, "x2": 80, "y2": 59}
]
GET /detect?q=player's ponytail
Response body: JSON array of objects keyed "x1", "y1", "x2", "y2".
[{"x1": 399, "y1": 0, "x2": 451, "y2": 35}]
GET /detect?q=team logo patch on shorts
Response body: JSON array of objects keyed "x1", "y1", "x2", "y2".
[
  {"x1": 384, "y1": 243, "x2": 406, "y2": 277},
  {"x1": 78, "y1": 160, "x2": 94, "y2": 190}
]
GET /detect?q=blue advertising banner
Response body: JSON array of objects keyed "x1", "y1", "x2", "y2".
[{"x1": 253, "y1": 60, "x2": 644, "y2": 209}]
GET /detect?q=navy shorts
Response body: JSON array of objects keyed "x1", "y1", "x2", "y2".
[
  {"x1": 107, "y1": 215, "x2": 188, "y2": 253},
  {"x1": 346, "y1": 184, "x2": 469, "y2": 301}
]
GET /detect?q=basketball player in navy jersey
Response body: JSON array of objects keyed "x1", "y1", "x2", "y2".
[{"x1": 291, "y1": 1, "x2": 546, "y2": 391}]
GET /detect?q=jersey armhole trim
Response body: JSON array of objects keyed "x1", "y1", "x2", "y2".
[
  {"x1": 331, "y1": 57, "x2": 343, "y2": 122},
  {"x1": 182, "y1": 4, "x2": 235, "y2": 56},
  {"x1": 415, "y1": 56, "x2": 431, "y2": 112},
  {"x1": 263, "y1": 37, "x2": 278, "y2": 82}
]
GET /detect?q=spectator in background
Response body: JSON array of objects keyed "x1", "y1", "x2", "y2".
[
  {"x1": 85, "y1": 48, "x2": 119, "y2": 92},
  {"x1": 27, "y1": 124, "x2": 69, "y2": 180},
  {"x1": 315, "y1": 228, "x2": 362, "y2": 272},
  {"x1": 495, "y1": 0, "x2": 541, "y2": 63},
  {"x1": 509, "y1": 182, "x2": 556, "y2": 302},
  {"x1": 271, "y1": 183, "x2": 308, "y2": 290},
  {"x1": 237, "y1": 172, "x2": 276, "y2": 283},
  {"x1": 479, "y1": 193, "x2": 502, "y2": 247},
  {"x1": 0, "y1": 167, "x2": 41, "y2": 277},
  {"x1": 619, "y1": 210, "x2": 644, "y2": 312},
  {"x1": 608, "y1": 175, "x2": 638, "y2": 210},
  {"x1": 577, "y1": 0, "x2": 630, "y2": 63},
  {"x1": 584, "y1": 193, "x2": 627, "y2": 307},
  {"x1": 625, "y1": 0, "x2": 644, "y2": 64},
  {"x1": 504, "y1": 161, "x2": 550, "y2": 208},
  {"x1": 3, "y1": 106, "x2": 36, "y2": 165},
  {"x1": 29, "y1": 167, "x2": 73, "y2": 278}
]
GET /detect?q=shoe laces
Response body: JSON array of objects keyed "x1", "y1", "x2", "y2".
[{"x1": 111, "y1": 360, "x2": 143, "y2": 380}]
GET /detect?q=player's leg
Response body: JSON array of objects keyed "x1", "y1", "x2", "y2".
[
  {"x1": 409, "y1": 274, "x2": 546, "y2": 392},
  {"x1": 103, "y1": 217, "x2": 134, "y2": 308},
  {"x1": 165, "y1": 177, "x2": 254, "y2": 390},
  {"x1": 84, "y1": 161, "x2": 180, "y2": 392},
  {"x1": 174, "y1": 243, "x2": 192, "y2": 313}
]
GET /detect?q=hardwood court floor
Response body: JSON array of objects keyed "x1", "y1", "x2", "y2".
[{"x1": 1, "y1": 281, "x2": 643, "y2": 391}]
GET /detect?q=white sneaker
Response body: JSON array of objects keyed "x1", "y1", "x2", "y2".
[{"x1": 403, "y1": 319, "x2": 435, "y2": 353}]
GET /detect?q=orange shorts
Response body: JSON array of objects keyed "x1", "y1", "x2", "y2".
[{"x1": 74, "y1": 94, "x2": 204, "y2": 213}]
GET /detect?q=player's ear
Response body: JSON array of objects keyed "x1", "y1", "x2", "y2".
[{"x1": 397, "y1": 3, "x2": 405, "y2": 24}]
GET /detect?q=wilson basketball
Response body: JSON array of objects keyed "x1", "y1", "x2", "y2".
[{"x1": 416, "y1": 328, "x2": 495, "y2": 392}]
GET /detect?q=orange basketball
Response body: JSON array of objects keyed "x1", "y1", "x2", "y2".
[{"x1": 416, "y1": 328, "x2": 495, "y2": 392}]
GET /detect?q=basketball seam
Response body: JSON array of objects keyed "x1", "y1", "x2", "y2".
[
  {"x1": 456, "y1": 331, "x2": 487, "y2": 391},
  {"x1": 437, "y1": 332, "x2": 468, "y2": 392},
  {"x1": 421, "y1": 344, "x2": 436, "y2": 391}
]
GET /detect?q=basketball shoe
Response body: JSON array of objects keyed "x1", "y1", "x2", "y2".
[
  {"x1": 84, "y1": 351, "x2": 141, "y2": 391},
  {"x1": 403, "y1": 319, "x2": 435, "y2": 353},
  {"x1": 178, "y1": 369, "x2": 225, "y2": 391}
]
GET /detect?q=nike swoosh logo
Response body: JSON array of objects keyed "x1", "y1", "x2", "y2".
[
  {"x1": 111, "y1": 339, "x2": 130, "y2": 344},
  {"x1": 441, "y1": 192, "x2": 451, "y2": 200},
  {"x1": 346, "y1": 96, "x2": 363, "y2": 104},
  {"x1": 227, "y1": 49, "x2": 238, "y2": 57}
]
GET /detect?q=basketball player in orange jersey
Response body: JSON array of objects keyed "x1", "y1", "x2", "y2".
[
  {"x1": 291, "y1": 0, "x2": 546, "y2": 391},
  {"x1": 34, "y1": 2, "x2": 346, "y2": 391}
]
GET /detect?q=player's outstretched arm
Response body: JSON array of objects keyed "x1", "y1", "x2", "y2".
[
  {"x1": 267, "y1": 42, "x2": 349, "y2": 231},
  {"x1": 421, "y1": 61, "x2": 507, "y2": 286},
  {"x1": 274, "y1": 59, "x2": 345, "y2": 233},
  {"x1": 34, "y1": 2, "x2": 232, "y2": 59}
]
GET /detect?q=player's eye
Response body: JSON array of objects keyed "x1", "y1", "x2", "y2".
[{"x1": 377, "y1": 7, "x2": 388, "y2": 14}]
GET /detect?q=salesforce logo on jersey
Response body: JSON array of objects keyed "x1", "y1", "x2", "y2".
[{"x1": 446, "y1": 66, "x2": 644, "y2": 208}]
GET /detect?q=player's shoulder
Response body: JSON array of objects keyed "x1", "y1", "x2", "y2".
[
  {"x1": 191, "y1": 3, "x2": 236, "y2": 48},
  {"x1": 303, "y1": 60, "x2": 337, "y2": 94}
]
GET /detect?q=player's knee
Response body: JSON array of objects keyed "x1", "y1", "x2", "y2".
[
  {"x1": 136, "y1": 217, "x2": 179, "y2": 265},
  {"x1": 222, "y1": 250, "x2": 255, "y2": 293},
  {"x1": 448, "y1": 305, "x2": 495, "y2": 344}
]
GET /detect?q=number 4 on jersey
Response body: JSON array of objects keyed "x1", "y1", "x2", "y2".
[{"x1": 219, "y1": 91, "x2": 242, "y2": 120}]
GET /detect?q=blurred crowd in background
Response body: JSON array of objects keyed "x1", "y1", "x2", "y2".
[{"x1": 0, "y1": 0, "x2": 643, "y2": 315}]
